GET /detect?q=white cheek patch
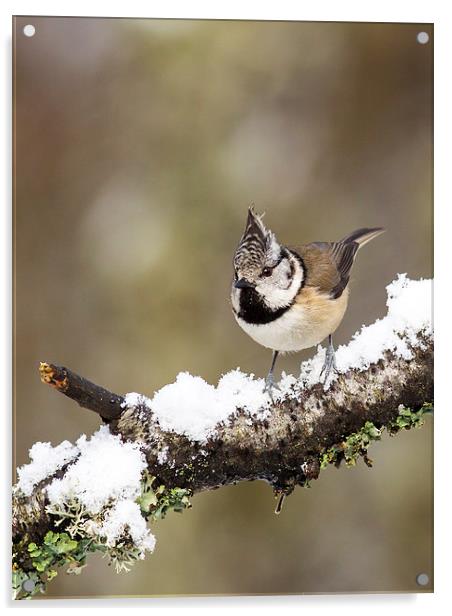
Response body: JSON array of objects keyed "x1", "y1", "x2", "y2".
[{"x1": 259, "y1": 258, "x2": 304, "y2": 311}]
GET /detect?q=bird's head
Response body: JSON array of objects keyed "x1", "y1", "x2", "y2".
[{"x1": 232, "y1": 208, "x2": 303, "y2": 310}]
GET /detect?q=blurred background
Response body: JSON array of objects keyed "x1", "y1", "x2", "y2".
[{"x1": 13, "y1": 17, "x2": 433, "y2": 596}]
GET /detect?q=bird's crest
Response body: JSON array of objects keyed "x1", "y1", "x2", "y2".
[{"x1": 233, "y1": 208, "x2": 279, "y2": 276}]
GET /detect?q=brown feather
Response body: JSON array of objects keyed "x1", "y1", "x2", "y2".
[
  {"x1": 294, "y1": 227, "x2": 384, "y2": 300},
  {"x1": 293, "y1": 286, "x2": 349, "y2": 344},
  {"x1": 297, "y1": 244, "x2": 341, "y2": 295}
]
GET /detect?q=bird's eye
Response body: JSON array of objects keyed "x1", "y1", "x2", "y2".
[{"x1": 262, "y1": 267, "x2": 273, "y2": 277}]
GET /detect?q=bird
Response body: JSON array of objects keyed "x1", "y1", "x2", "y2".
[{"x1": 231, "y1": 207, "x2": 384, "y2": 396}]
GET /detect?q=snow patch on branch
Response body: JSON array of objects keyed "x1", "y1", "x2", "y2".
[
  {"x1": 46, "y1": 425, "x2": 146, "y2": 513},
  {"x1": 130, "y1": 275, "x2": 431, "y2": 443},
  {"x1": 122, "y1": 392, "x2": 152, "y2": 411},
  {"x1": 97, "y1": 500, "x2": 156, "y2": 555},
  {"x1": 16, "y1": 440, "x2": 79, "y2": 496},
  {"x1": 147, "y1": 370, "x2": 270, "y2": 442},
  {"x1": 16, "y1": 426, "x2": 157, "y2": 558}
]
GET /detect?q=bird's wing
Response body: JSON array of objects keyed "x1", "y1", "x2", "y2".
[
  {"x1": 295, "y1": 228, "x2": 383, "y2": 300},
  {"x1": 296, "y1": 241, "x2": 359, "y2": 299}
]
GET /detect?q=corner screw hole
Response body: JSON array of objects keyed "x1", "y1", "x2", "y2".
[
  {"x1": 22, "y1": 579, "x2": 36, "y2": 592},
  {"x1": 416, "y1": 573, "x2": 429, "y2": 586},
  {"x1": 417, "y1": 32, "x2": 429, "y2": 45},
  {"x1": 23, "y1": 24, "x2": 36, "y2": 37}
]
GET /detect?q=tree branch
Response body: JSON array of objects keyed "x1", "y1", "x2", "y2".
[
  {"x1": 39, "y1": 362, "x2": 124, "y2": 420},
  {"x1": 35, "y1": 338, "x2": 432, "y2": 500}
]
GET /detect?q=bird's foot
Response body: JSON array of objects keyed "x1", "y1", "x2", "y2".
[
  {"x1": 319, "y1": 344, "x2": 338, "y2": 385},
  {"x1": 264, "y1": 372, "x2": 280, "y2": 403}
]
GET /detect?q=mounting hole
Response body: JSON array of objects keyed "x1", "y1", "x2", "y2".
[
  {"x1": 416, "y1": 572, "x2": 429, "y2": 586},
  {"x1": 22, "y1": 579, "x2": 36, "y2": 593},
  {"x1": 23, "y1": 24, "x2": 36, "y2": 37},
  {"x1": 417, "y1": 32, "x2": 429, "y2": 45}
]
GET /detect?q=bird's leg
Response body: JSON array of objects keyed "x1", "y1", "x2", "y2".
[
  {"x1": 264, "y1": 350, "x2": 280, "y2": 401},
  {"x1": 320, "y1": 334, "x2": 338, "y2": 384}
]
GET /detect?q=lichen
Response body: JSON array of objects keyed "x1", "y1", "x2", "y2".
[
  {"x1": 136, "y1": 473, "x2": 191, "y2": 520},
  {"x1": 319, "y1": 402, "x2": 433, "y2": 471},
  {"x1": 12, "y1": 400, "x2": 432, "y2": 599},
  {"x1": 12, "y1": 473, "x2": 191, "y2": 600},
  {"x1": 388, "y1": 402, "x2": 433, "y2": 433},
  {"x1": 12, "y1": 530, "x2": 105, "y2": 599}
]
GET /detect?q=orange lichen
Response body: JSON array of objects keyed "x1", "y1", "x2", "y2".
[{"x1": 39, "y1": 362, "x2": 68, "y2": 391}]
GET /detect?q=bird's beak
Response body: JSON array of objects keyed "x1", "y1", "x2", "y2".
[{"x1": 234, "y1": 278, "x2": 255, "y2": 289}]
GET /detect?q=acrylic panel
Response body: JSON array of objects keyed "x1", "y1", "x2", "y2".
[{"x1": 13, "y1": 16, "x2": 433, "y2": 599}]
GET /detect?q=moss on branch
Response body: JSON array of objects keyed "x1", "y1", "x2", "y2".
[{"x1": 12, "y1": 476, "x2": 192, "y2": 599}]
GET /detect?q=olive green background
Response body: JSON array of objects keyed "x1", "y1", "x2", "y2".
[{"x1": 13, "y1": 17, "x2": 433, "y2": 596}]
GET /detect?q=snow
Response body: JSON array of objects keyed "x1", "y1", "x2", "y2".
[
  {"x1": 17, "y1": 426, "x2": 155, "y2": 557},
  {"x1": 122, "y1": 392, "x2": 152, "y2": 411},
  {"x1": 16, "y1": 440, "x2": 78, "y2": 496},
  {"x1": 149, "y1": 370, "x2": 270, "y2": 442},
  {"x1": 46, "y1": 425, "x2": 147, "y2": 514},
  {"x1": 157, "y1": 445, "x2": 169, "y2": 465},
  {"x1": 98, "y1": 500, "x2": 156, "y2": 555},
  {"x1": 131, "y1": 274, "x2": 432, "y2": 443}
]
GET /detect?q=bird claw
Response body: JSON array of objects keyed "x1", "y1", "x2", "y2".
[
  {"x1": 264, "y1": 373, "x2": 280, "y2": 403},
  {"x1": 320, "y1": 342, "x2": 338, "y2": 385}
]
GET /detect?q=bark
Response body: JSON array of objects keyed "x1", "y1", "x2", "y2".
[{"x1": 38, "y1": 362, "x2": 124, "y2": 420}]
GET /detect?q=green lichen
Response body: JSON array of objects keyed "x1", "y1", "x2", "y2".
[
  {"x1": 12, "y1": 474, "x2": 191, "y2": 600},
  {"x1": 320, "y1": 421, "x2": 382, "y2": 469},
  {"x1": 319, "y1": 403, "x2": 433, "y2": 471},
  {"x1": 388, "y1": 402, "x2": 433, "y2": 433},
  {"x1": 12, "y1": 530, "x2": 105, "y2": 599},
  {"x1": 137, "y1": 473, "x2": 191, "y2": 520}
]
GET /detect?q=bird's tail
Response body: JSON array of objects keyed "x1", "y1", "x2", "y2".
[{"x1": 340, "y1": 227, "x2": 385, "y2": 248}]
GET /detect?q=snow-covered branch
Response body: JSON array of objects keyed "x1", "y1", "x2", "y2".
[{"x1": 12, "y1": 275, "x2": 433, "y2": 598}]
